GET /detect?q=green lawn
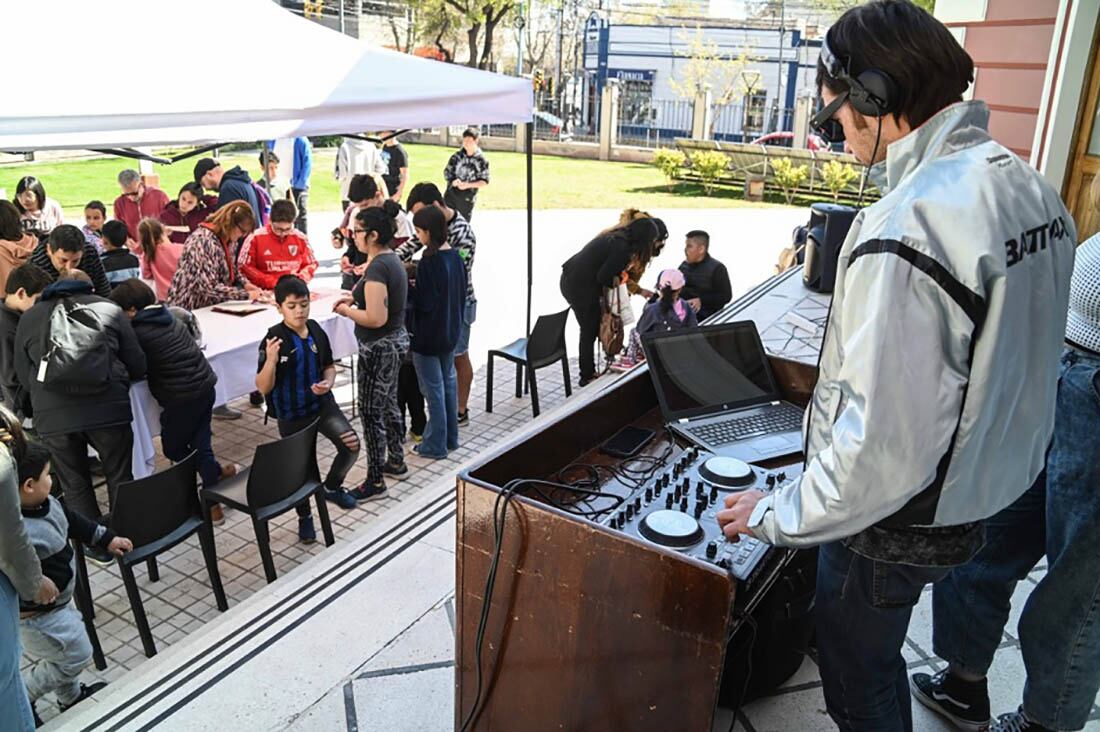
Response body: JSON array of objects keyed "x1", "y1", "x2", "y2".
[{"x1": 0, "y1": 143, "x2": 774, "y2": 217}]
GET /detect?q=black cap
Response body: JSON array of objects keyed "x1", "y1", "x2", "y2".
[{"x1": 193, "y1": 157, "x2": 219, "y2": 184}]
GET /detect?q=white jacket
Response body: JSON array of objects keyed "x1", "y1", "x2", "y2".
[
  {"x1": 335, "y1": 137, "x2": 388, "y2": 200},
  {"x1": 749, "y1": 102, "x2": 1076, "y2": 547}
]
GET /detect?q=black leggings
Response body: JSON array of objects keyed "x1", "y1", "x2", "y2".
[
  {"x1": 397, "y1": 360, "x2": 426, "y2": 436},
  {"x1": 560, "y1": 274, "x2": 601, "y2": 381}
]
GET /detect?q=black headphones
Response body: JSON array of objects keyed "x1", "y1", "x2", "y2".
[{"x1": 818, "y1": 32, "x2": 899, "y2": 118}]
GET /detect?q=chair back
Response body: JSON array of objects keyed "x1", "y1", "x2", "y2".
[
  {"x1": 245, "y1": 420, "x2": 321, "y2": 508},
  {"x1": 110, "y1": 453, "x2": 199, "y2": 550},
  {"x1": 527, "y1": 309, "x2": 570, "y2": 367}
]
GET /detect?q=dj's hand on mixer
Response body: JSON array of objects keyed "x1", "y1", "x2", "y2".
[{"x1": 600, "y1": 447, "x2": 792, "y2": 582}]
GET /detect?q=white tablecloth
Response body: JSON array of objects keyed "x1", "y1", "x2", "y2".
[{"x1": 129, "y1": 291, "x2": 358, "y2": 479}]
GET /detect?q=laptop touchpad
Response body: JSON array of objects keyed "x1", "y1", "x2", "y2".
[{"x1": 752, "y1": 436, "x2": 792, "y2": 455}]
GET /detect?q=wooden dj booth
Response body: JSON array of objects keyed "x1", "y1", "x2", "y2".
[{"x1": 455, "y1": 267, "x2": 827, "y2": 731}]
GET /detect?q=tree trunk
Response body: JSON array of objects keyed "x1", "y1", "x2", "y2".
[{"x1": 467, "y1": 23, "x2": 482, "y2": 67}]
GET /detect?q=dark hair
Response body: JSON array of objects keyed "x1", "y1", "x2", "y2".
[
  {"x1": 5, "y1": 263, "x2": 51, "y2": 297},
  {"x1": 347, "y1": 174, "x2": 380, "y2": 205},
  {"x1": 138, "y1": 218, "x2": 165, "y2": 262},
  {"x1": 659, "y1": 285, "x2": 678, "y2": 314},
  {"x1": 651, "y1": 218, "x2": 668, "y2": 241},
  {"x1": 0, "y1": 404, "x2": 26, "y2": 463},
  {"x1": 623, "y1": 218, "x2": 659, "y2": 269},
  {"x1": 47, "y1": 224, "x2": 86, "y2": 254},
  {"x1": 355, "y1": 206, "x2": 396, "y2": 247},
  {"x1": 0, "y1": 201, "x2": 23, "y2": 241},
  {"x1": 274, "y1": 274, "x2": 310, "y2": 304},
  {"x1": 14, "y1": 176, "x2": 46, "y2": 213},
  {"x1": 259, "y1": 149, "x2": 280, "y2": 167},
  {"x1": 109, "y1": 278, "x2": 156, "y2": 311},
  {"x1": 84, "y1": 200, "x2": 107, "y2": 217},
  {"x1": 686, "y1": 229, "x2": 710, "y2": 249},
  {"x1": 178, "y1": 181, "x2": 204, "y2": 201},
  {"x1": 405, "y1": 182, "x2": 444, "y2": 210},
  {"x1": 17, "y1": 439, "x2": 50, "y2": 487},
  {"x1": 193, "y1": 157, "x2": 220, "y2": 184},
  {"x1": 462, "y1": 128, "x2": 480, "y2": 141},
  {"x1": 412, "y1": 205, "x2": 447, "y2": 253},
  {"x1": 816, "y1": 0, "x2": 974, "y2": 128},
  {"x1": 270, "y1": 199, "x2": 297, "y2": 223},
  {"x1": 101, "y1": 220, "x2": 129, "y2": 249}
]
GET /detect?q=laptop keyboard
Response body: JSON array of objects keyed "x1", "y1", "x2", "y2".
[{"x1": 686, "y1": 406, "x2": 803, "y2": 446}]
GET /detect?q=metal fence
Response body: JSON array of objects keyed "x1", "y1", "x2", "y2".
[
  {"x1": 711, "y1": 103, "x2": 795, "y2": 144},
  {"x1": 615, "y1": 98, "x2": 694, "y2": 149}
]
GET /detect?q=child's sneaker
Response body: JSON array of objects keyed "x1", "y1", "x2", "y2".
[
  {"x1": 910, "y1": 670, "x2": 991, "y2": 731},
  {"x1": 409, "y1": 431, "x2": 423, "y2": 444},
  {"x1": 58, "y1": 681, "x2": 108, "y2": 712},
  {"x1": 990, "y1": 708, "x2": 1053, "y2": 732},
  {"x1": 298, "y1": 515, "x2": 317, "y2": 544},
  {"x1": 349, "y1": 481, "x2": 387, "y2": 502},
  {"x1": 324, "y1": 488, "x2": 357, "y2": 510},
  {"x1": 382, "y1": 460, "x2": 409, "y2": 477}
]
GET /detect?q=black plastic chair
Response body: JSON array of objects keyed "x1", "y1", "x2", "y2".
[
  {"x1": 486, "y1": 309, "x2": 572, "y2": 418},
  {"x1": 109, "y1": 452, "x2": 228, "y2": 658},
  {"x1": 71, "y1": 542, "x2": 106, "y2": 670},
  {"x1": 200, "y1": 420, "x2": 334, "y2": 584}
]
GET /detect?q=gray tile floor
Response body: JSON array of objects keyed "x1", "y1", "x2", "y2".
[{"x1": 26, "y1": 356, "x2": 591, "y2": 725}]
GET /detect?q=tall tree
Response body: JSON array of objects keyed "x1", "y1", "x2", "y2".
[
  {"x1": 669, "y1": 26, "x2": 757, "y2": 136},
  {"x1": 439, "y1": 0, "x2": 516, "y2": 68}
]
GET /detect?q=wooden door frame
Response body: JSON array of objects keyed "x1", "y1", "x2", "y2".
[{"x1": 1063, "y1": 20, "x2": 1100, "y2": 220}]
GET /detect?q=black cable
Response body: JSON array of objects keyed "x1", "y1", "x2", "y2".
[{"x1": 727, "y1": 613, "x2": 759, "y2": 732}]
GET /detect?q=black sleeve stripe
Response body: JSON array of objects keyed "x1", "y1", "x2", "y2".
[{"x1": 849, "y1": 239, "x2": 987, "y2": 328}]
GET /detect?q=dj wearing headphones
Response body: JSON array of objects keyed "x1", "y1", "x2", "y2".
[{"x1": 717, "y1": 2, "x2": 1076, "y2": 730}]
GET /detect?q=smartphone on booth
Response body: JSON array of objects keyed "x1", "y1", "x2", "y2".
[{"x1": 600, "y1": 426, "x2": 656, "y2": 459}]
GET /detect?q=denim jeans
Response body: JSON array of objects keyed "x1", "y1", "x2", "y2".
[
  {"x1": 21, "y1": 603, "x2": 92, "y2": 705},
  {"x1": 0, "y1": 575, "x2": 34, "y2": 731},
  {"x1": 817, "y1": 542, "x2": 951, "y2": 732},
  {"x1": 412, "y1": 351, "x2": 459, "y2": 459},
  {"x1": 933, "y1": 347, "x2": 1100, "y2": 730},
  {"x1": 160, "y1": 386, "x2": 221, "y2": 488},
  {"x1": 279, "y1": 397, "x2": 360, "y2": 516}
]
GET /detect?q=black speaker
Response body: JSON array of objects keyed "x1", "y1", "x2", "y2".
[{"x1": 802, "y1": 203, "x2": 857, "y2": 293}]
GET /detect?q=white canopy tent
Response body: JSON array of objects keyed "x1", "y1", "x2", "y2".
[
  {"x1": 1, "y1": 0, "x2": 537, "y2": 332},
  {"x1": 0, "y1": 0, "x2": 532, "y2": 150}
]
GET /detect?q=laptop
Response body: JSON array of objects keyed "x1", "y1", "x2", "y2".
[{"x1": 641, "y1": 321, "x2": 804, "y2": 462}]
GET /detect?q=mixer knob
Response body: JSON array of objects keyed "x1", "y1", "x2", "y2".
[
  {"x1": 625, "y1": 504, "x2": 635, "y2": 519},
  {"x1": 766, "y1": 474, "x2": 776, "y2": 487},
  {"x1": 645, "y1": 487, "x2": 653, "y2": 502},
  {"x1": 705, "y1": 541, "x2": 719, "y2": 559},
  {"x1": 699, "y1": 495, "x2": 709, "y2": 510},
  {"x1": 665, "y1": 494, "x2": 674, "y2": 509},
  {"x1": 777, "y1": 471, "x2": 787, "y2": 481},
  {"x1": 679, "y1": 497, "x2": 688, "y2": 512},
  {"x1": 661, "y1": 475, "x2": 670, "y2": 488},
  {"x1": 697, "y1": 479, "x2": 705, "y2": 493},
  {"x1": 693, "y1": 504, "x2": 704, "y2": 519},
  {"x1": 710, "y1": 485, "x2": 718, "y2": 501},
  {"x1": 681, "y1": 477, "x2": 691, "y2": 492},
  {"x1": 634, "y1": 496, "x2": 642, "y2": 511}
]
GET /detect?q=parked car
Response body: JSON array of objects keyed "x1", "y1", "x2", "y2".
[{"x1": 750, "y1": 131, "x2": 829, "y2": 151}]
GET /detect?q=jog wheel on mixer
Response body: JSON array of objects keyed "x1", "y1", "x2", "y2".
[
  {"x1": 699, "y1": 456, "x2": 755, "y2": 490},
  {"x1": 638, "y1": 510, "x2": 705, "y2": 548}
]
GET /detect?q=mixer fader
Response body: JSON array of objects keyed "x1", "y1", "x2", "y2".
[{"x1": 600, "y1": 447, "x2": 796, "y2": 582}]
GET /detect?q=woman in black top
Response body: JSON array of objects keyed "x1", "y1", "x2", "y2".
[
  {"x1": 560, "y1": 217, "x2": 659, "y2": 385},
  {"x1": 334, "y1": 207, "x2": 410, "y2": 499}
]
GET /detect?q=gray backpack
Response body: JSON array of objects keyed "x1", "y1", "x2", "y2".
[{"x1": 38, "y1": 299, "x2": 112, "y2": 395}]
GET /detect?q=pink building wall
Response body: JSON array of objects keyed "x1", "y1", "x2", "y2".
[{"x1": 945, "y1": 0, "x2": 1059, "y2": 158}]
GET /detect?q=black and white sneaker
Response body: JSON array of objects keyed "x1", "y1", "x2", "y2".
[
  {"x1": 58, "y1": 681, "x2": 108, "y2": 712},
  {"x1": 990, "y1": 707, "x2": 1053, "y2": 732},
  {"x1": 910, "y1": 669, "x2": 991, "y2": 731}
]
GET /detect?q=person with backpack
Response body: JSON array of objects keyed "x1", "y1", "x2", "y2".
[
  {"x1": 193, "y1": 158, "x2": 266, "y2": 228},
  {"x1": 13, "y1": 271, "x2": 146, "y2": 548},
  {"x1": 29, "y1": 224, "x2": 111, "y2": 298}
]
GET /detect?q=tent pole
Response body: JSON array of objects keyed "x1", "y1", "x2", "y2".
[{"x1": 525, "y1": 121, "x2": 534, "y2": 341}]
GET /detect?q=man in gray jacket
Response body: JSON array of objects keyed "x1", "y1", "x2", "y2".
[{"x1": 717, "y1": 3, "x2": 1075, "y2": 730}]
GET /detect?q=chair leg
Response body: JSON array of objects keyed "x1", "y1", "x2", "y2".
[
  {"x1": 528, "y1": 366, "x2": 540, "y2": 418},
  {"x1": 71, "y1": 546, "x2": 105, "y2": 670},
  {"x1": 252, "y1": 517, "x2": 278, "y2": 584},
  {"x1": 515, "y1": 362, "x2": 523, "y2": 398},
  {"x1": 486, "y1": 354, "x2": 494, "y2": 413},
  {"x1": 119, "y1": 561, "x2": 157, "y2": 658},
  {"x1": 146, "y1": 557, "x2": 159, "y2": 582},
  {"x1": 197, "y1": 524, "x2": 229, "y2": 612},
  {"x1": 561, "y1": 356, "x2": 572, "y2": 398},
  {"x1": 314, "y1": 490, "x2": 336, "y2": 547}
]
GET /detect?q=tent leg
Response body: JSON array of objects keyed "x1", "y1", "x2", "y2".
[{"x1": 526, "y1": 121, "x2": 534, "y2": 340}]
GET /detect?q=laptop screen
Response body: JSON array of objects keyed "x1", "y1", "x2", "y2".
[{"x1": 641, "y1": 322, "x2": 779, "y2": 420}]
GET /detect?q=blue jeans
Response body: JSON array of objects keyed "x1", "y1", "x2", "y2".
[
  {"x1": 933, "y1": 347, "x2": 1100, "y2": 730},
  {"x1": 1, "y1": 575, "x2": 34, "y2": 731},
  {"x1": 454, "y1": 298, "x2": 477, "y2": 356},
  {"x1": 817, "y1": 542, "x2": 950, "y2": 732},
  {"x1": 412, "y1": 351, "x2": 459, "y2": 459}
]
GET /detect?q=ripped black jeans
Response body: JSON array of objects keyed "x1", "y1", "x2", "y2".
[{"x1": 278, "y1": 398, "x2": 360, "y2": 515}]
